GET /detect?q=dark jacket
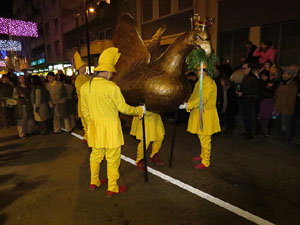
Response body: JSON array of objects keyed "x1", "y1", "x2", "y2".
[
  {"x1": 15, "y1": 86, "x2": 33, "y2": 120},
  {"x1": 274, "y1": 79, "x2": 298, "y2": 115},
  {"x1": 241, "y1": 71, "x2": 259, "y2": 98}
]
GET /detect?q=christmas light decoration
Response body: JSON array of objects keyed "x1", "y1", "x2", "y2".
[
  {"x1": 0, "y1": 17, "x2": 38, "y2": 38},
  {"x1": 0, "y1": 60, "x2": 5, "y2": 67},
  {"x1": 0, "y1": 40, "x2": 22, "y2": 51}
]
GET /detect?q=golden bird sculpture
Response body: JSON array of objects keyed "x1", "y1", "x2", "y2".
[{"x1": 112, "y1": 14, "x2": 213, "y2": 113}]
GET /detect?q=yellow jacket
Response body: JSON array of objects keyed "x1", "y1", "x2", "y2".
[
  {"x1": 130, "y1": 112, "x2": 165, "y2": 142},
  {"x1": 75, "y1": 74, "x2": 90, "y2": 118},
  {"x1": 80, "y1": 77, "x2": 143, "y2": 148},
  {"x1": 187, "y1": 76, "x2": 221, "y2": 135}
]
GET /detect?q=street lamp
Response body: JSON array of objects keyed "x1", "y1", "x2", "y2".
[{"x1": 83, "y1": 0, "x2": 110, "y2": 75}]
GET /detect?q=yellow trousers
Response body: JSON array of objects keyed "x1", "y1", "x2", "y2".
[
  {"x1": 90, "y1": 146, "x2": 121, "y2": 192},
  {"x1": 81, "y1": 116, "x2": 88, "y2": 140},
  {"x1": 197, "y1": 135, "x2": 212, "y2": 167},
  {"x1": 136, "y1": 137, "x2": 163, "y2": 164}
]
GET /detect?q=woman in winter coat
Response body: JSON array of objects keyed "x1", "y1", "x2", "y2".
[
  {"x1": 31, "y1": 75, "x2": 50, "y2": 135},
  {"x1": 14, "y1": 76, "x2": 34, "y2": 138}
]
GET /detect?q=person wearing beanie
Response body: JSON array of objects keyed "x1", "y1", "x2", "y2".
[
  {"x1": 274, "y1": 66, "x2": 298, "y2": 143},
  {"x1": 130, "y1": 111, "x2": 165, "y2": 171},
  {"x1": 179, "y1": 63, "x2": 221, "y2": 169},
  {"x1": 74, "y1": 52, "x2": 90, "y2": 143},
  {"x1": 80, "y1": 47, "x2": 146, "y2": 196}
]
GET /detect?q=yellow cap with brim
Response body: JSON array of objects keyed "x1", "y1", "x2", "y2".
[
  {"x1": 94, "y1": 47, "x2": 121, "y2": 72},
  {"x1": 74, "y1": 51, "x2": 86, "y2": 70}
]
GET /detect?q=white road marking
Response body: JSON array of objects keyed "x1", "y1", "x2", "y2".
[{"x1": 66, "y1": 129, "x2": 276, "y2": 225}]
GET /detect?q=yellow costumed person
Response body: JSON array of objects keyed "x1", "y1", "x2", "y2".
[
  {"x1": 74, "y1": 51, "x2": 90, "y2": 143},
  {"x1": 80, "y1": 47, "x2": 145, "y2": 196},
  {"x1": 130, "y1": 111, "x2": 165, "y2": 171},
  {"x1": 179, "y1": 62, "x2": 220, "y2": 169}
]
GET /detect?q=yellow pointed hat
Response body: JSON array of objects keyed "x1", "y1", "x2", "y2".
[
  {"x1": 94, "y1": 47, "x2": 121, "y2": 72},
  {"x1": 73, "y1": 51, "x2": 86, "y2": 70}
]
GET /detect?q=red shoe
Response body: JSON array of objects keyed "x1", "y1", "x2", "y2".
[
  {"x1": 107, "y1": 185, "x2": 127, "y2": 196},
  {"x1": 194, "y1": 163, "x2": 207, "y2": 169},
  {"x1": 137, "y1": 160, "x2": 145, "y2": 172},
  {"x1": 89, "y1": 178, "x2": 108, "y2": 190},
  {"x1": 192, "y1": 156, "x2": 202, "y2": 161},
  {"x1": 150, "y1": 154, "x2": 165, "y2": 166}
]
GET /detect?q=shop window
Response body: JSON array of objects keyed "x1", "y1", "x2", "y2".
[
  {"x1": 280, "y1": 22, "x2": 300, "y2": 66},
  {"x1": 178, "y1": 0, "x2": 193, "y2": 11},
  {"x1": 142, "y1": 0, "x2": 153, "y2": 22},
  {"x1": 159, "y1": 0, "x2": 171, "y2": 17},
  {"x1": 219, "y1": 28, "x2": 249, "y2": 68}
]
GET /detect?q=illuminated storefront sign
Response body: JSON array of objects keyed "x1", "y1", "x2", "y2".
[
  {"x1": 31, "y1": 61, "x2": 37, "y2": 66},
  {"x1": 54, "y1": 64, "x2": 63, "y2": 70},
  {"x1": 38, "y1": 58, "x2": 45, "y2": 64}
]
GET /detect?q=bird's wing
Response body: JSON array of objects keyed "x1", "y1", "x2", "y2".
[
  {"x1": 113, "y1": 13, "x2": 150, "y2": 80},
  {"x1": 147, "y1": 25, "x2": 167, "y2": 61}
]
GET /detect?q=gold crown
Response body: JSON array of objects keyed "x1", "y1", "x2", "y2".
[{"x1": 190, "y1": 14, "x2": 215, "y2": 31}]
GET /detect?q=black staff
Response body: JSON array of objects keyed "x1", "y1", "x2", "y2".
[
  {"x1": 141, "y1": 103, "x2": 148, "y2": 182},
  {"x1": 169, "y1": 110, "x2": 178, "y2": 168}
]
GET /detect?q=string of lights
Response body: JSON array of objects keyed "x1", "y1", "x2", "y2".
[
  {"x1": 0, "y1": 17, "x2": 38, "y2": 37},
  {"x1": 0, "y1": 40, "x2": 22, "y2": 51}
]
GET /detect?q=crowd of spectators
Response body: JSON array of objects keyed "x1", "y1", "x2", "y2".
[
  {"x1": 0, "y1": 71, "x2": 77, "y2": 139},
  {"x1": 1, "y1": 40, "x2": 300, "y2": 145},
  {"x1": 213, "y1": 40, "x2": 300, "y2": 144}
]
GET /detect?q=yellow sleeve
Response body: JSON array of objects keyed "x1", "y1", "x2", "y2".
[
  {"x1": 187, "y1": 81, "x2": 200, "y2": 112},
  {"x1": 80, "y1": 85, "x2": 90, "y2": 123},
  {"x1": 112, "y1": 85, "x2": 143, "y2": 117}
]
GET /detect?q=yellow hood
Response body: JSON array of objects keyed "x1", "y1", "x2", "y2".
[
  {"x1": 94, "y1": 47, "x2": 121, "y2": 72},
  {"x1": 74, "y1": 51, "x2": 86, "y2": 70}
]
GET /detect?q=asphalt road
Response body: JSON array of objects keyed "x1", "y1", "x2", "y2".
[{"x1": 0, "y1": 120, "x2": 299, "y2": 225}]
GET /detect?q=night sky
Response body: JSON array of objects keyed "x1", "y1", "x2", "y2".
[{"x1": 0, "y1": 0, "x2": 13, "y2": 18}]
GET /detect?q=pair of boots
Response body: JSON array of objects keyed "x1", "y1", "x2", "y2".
[
  {"x1": 90, "y1": 178, "x2": 127, "y2": 196},
  {"x1": 137, "y1": 154, "x2": 165, "y2": 171},
  {"x1": 192, "y1": 156, "x2": 207, "y2": 169}
]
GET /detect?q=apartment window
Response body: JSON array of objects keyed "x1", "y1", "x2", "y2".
[
  {"x1": 219, "y1": 29, "x2": 249, "y2": 68},
  {"x1": 47, "y1": 44, "x2": 51, "y2": 58},
  {"x1": 55, "y1": 40, "x2": 60, "y2": 53},
  {"x1": 79, "y1": 38, "x2": 85, "y2": 45},
  {"x1": 54, "y1": 17, "x2": 59, "y2": 29},
  {"x1": 159, "y1": 0, "x2": 171, "y2": 17},
  {"x1": 98, "y1": 28, "x2": 113, "y2": 40},
  {"x1": 45, "y1": 22, "x2": 49, "y2": 35},
  {"x1": 142, "y1": 0, "x2": 153, "y2": 22},
  {"x1": 106, "y1": 28, "x2": 113, "y2": 40},
  {"x1": 178, "y1": 0, "x2": 193, "y2": 11}
]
